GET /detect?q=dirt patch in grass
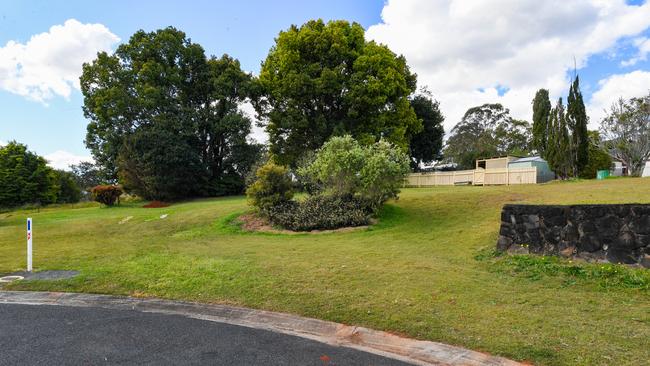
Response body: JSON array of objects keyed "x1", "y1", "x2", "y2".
[
  {"x1": 236, "y1": 213, "x2": 372, "y2": 234},
  {"x1": 143, "y1": 201, "x2": 170, "y2": 208}
]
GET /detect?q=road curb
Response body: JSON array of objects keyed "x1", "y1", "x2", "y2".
[{"x1": 0, "y1": 291, "x2": 524, "y2": 366}]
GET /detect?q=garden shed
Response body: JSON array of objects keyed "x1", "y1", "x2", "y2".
[{"x1": 507, "y1": 156, "x2": 554, "y2": 183}]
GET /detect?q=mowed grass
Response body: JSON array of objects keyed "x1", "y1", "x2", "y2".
[{"x1": 1, "y1": 179, "x2": 649, "y2": 365}]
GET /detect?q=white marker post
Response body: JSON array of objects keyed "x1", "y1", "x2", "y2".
[{"x1": 27, "y1": 218, "x2": 32, "y2": 272}]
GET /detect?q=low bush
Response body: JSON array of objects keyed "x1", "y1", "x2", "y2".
[
  {"x1": 246, "y1": 161, "x2": 294, "y2": 211},
  {"x1": 299, "y1": 136, "x2": 410, "y2": 213},
  {"x1": 90, "y1": 185, "x2": 123, "y2": 206},
  {"x1": 267, "y1": 195, "x2": 371, "y2": 231}
]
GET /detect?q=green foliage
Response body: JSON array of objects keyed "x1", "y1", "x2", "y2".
[
  {"x1": 444, "y1": 104, "x2": 531, "y2": 169},
  {"x1": 600, "y1": 92, "x2": 650, "y2": 176},
  {"x1": 255, "y1": 19, "x2": 419, "y2": 167},
  {"x1": 300, "y1": 136, "x2": 410, "y2": 213},
  {"x1": 69, "y1": 161, "x2": 105, "y2": 191},
  {"x1": 90, "y1": 185, "x2": 123, "y2": 206},
  {"x1": 117, "y1": 128, "x2": 205, "y2": 201},
  {"x1": 53, "y1": 170, "x2": 82, "y2": 204},
  {"x1": 0, "y1": 141, "x2": 58, "y2": 207},
  {"x1": 81, "y1": 27, "x2": 261, "y2": 199},
  {"x1": 409, "y1": 92, "x2": 445, "y2": 170},
  {"x1": 567, "y1": 75, "x2": 589, "y2": 176},
  {"x1": 245, "y1": 161, "x2": 294, "y2": 212},
  {"x1": 266, "y1": 195, "x2": 370, "y2": 231},
  {"x1": 532, "y1": 89, "x2": 551, "y2": 156},
  {"x1": 483, "y1": 254, "x2": 649, "y2": 290},
  {"x1": 579, "y1": 131, "x2": 613, "y2": 179},
  {"x1": 546, "y1": 98, "x2": 572, "y2": 179}
]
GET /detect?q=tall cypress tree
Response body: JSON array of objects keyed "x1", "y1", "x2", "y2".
[
  {"x1": 567, "y1": 75, "x2": 589, "y2": 177},
  {"x1": 546, "y1": 98, "x2": 572, "y2": 180},
  {"x1": 556, "y1": 99, "x2": 572, "y2": 179},
  {"x1": 531, "y1": 89, "x2": 552, "y2": 158},
  {"x1": 546, "y1": 102, "x2": 559, "y2": 177}
]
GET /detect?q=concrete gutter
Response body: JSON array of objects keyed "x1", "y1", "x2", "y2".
[{"x1": 0, "y1": 291, "x2": 524, "y2": 366}]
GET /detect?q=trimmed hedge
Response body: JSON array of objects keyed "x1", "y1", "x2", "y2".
[{"x1": 266, "y1": 195, "x2": 371, "y2": 231}]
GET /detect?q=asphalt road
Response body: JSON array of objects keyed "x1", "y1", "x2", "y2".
[{"x1": 0, "y1": 304, "x2": 412, "y2": 365}]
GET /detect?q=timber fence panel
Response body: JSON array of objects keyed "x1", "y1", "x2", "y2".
[{"x1": 405, "y1": 167, "x2": 538, "y2": 187}]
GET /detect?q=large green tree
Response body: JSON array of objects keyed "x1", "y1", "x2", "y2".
[
  {"x1": 531, "y1": 89, "x2": 552, "y2": 156},
  {"x1": 567, "y1": 75, "x2": 589, "y2": 176},
  {"x1": 600, "y1": 93, "x2": 650, "y2": 176},
  {"x1": 444, "y1": 104, "x2": 531, "y2": 169},
  {"x1": 0, "y1": 142, "x2": 58, "y2": 207},
  {"x1": 81, "y1": 27, "x2": 261, "y2": 200},
  {"x1": 408, "y1": 92, "x2": 445, "y2": 171},
  {"x1": 53, "y1": 170, "x2": 82, "y2": 204},
  {"x1": 255, "y1": 19, "x2": 419, "y2": 167}
]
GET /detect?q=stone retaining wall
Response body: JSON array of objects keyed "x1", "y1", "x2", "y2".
[{"x1": 497, "y1": 204, "x2": 650, "y2": 267}]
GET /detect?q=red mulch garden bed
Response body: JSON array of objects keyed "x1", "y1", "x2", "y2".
[{"x1": 142, "y1": 200, "x2": 170, "y2": 208}]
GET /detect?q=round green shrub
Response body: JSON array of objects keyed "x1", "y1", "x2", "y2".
[
  {"x1": 246, "y1": 161, "x2": 294, "y2": 212},
  {"x1": 267, "y1": 195, "x2": 371, "y2": 231}
]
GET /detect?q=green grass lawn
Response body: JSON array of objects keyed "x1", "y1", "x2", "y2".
[{"x1": 1, "y1": 179, "x2": 649, "y2": 365}]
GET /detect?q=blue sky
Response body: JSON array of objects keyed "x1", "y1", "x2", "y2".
[{"x1": 2, "y1": 1, "x2": 650, "y2": 169}]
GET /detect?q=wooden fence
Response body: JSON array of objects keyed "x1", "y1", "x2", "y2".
[{"x1": 405, "y1": 167, "x2": 538, "y2": 187}]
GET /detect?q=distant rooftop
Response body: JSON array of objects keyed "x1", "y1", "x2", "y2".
[{"x1": 511, "y1": 156, "x2": 545, "y2": 163}]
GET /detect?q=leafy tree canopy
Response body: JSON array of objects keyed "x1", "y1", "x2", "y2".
[
  {"x1": 409, "y1": 92, "x2": 445, "y2": 171},
  {"x1": 53, "y1": 170, "x2": 82, "y2": 204},
  {"x1": 0, "y1": 141, "x2": 59, "y2": 207},
  {"x1": 70, "y1": 161, "x2": 105, "y2": 190},
  {"x1": 81, "y1": 27, "x2": 261, "y2": 200},
  {"x1": 255, "y1": 19, "x2": 419, "y2": 167},
  {"x1": 600, "y1": 92, "x2": 650, "y2": 176},
  {"x1": 444, "y1": 104, "x2": 531, "y2": 169},
  {"x1": 299, "y1": 135, "x2": 410, "y2": 213},
  {"x1": 579, "y1": 131, "x2": 613, "y2": 179}
]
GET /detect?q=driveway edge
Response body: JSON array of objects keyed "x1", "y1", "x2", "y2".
[{"x1": 0, "y1": 291, "x2": 523, "y2": 366}]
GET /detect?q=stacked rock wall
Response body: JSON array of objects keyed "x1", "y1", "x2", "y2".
[{"x1": 497, "y1": 204, "x2": 650, "y2": 267}]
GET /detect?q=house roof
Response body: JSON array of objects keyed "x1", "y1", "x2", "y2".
[{"x1": 511, "y1": 156, "x2": 546, "y2": 163}]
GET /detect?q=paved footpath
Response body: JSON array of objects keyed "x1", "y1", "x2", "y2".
[{"x1": 0, "y1": 292, "x2": 524, "y2": 366}]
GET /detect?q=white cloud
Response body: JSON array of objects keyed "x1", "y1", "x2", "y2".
[
  {"x1": 588, "y1": 70, "x2": 650, "y2": 126},
  {"x1": 44, "y1": 150, "x2": 93, "y2": 170},
  {"x1": 366, "y1": 0, "x2": 650, "y2": 132},
  {"x1": 621, "y1": 37, "x2": 650, "y2": 66},
  {"x1": 0, "y1": 19, "x2": 119, "y2": 103},
  {"x1": 239, "y1": 101, "x2": 268, "y2": 144}
]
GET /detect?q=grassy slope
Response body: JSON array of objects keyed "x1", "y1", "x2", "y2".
[{"x1": 1, "y1": 179, "x2": 649, "y2": 365}]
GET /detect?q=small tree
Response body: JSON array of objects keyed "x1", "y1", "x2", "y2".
[
  {"x1": 53, "y1": 170, "x2": 82, "y2": 203},
  {"x1": 360, "y1": 140, "x2": 411, "y2": 212},
  {"x1": 300, "y1": 135, "x2": 410, "y2": 213},
  {"x1": 246, "y1": 161, "x2": 294, "y2": 212},
  {"x1": 0, "y1": 141, "x2": 58, "y2": 207},
  {"x1": 409, "y1": 92, "x2": 444, "y2": 171},
  {"x1": 299, "y1": 136, "x2": 366, "y2": 197},
  {"x1": 91, "y1": 185, "x2": 123, "y2": 206},
  {"x1": 579, "y1": 131, "x2": 613, "y2": 179},
  {"x1": 600, "y1": 93, "x2": 650, "y2": 176}
]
